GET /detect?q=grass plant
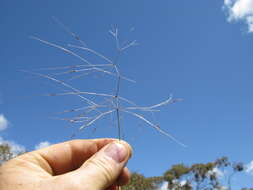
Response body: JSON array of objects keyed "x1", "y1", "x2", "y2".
[{"x1": 23, "y1": 17, "x2": 186, "y2": 147}]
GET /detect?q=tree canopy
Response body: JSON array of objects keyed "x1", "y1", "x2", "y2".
[
  {"x1": 123, "y1": 157, "x2": 250, "y2": 190},
  {"x1": 0, "y1": 143, "x2": 14, "y2": 165}
]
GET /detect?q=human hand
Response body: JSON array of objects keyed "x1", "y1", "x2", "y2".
[{"x1": 0, "y1": 138, "x2": 132, "y2": 190}]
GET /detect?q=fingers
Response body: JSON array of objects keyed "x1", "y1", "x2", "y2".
[
  {"x1": 106, "y1": 185, "x2": 120, "y2": 190},
  {"x1": 22, "y1": 138, "x2": 116, "y2": 175},
  {"x1": 105, "y1": 168, "x2": 131, "y2": 190},
  {"x1": 16, "y1": 138, "x2": 132, "y2": 190},
  {"x1": 116, "y1": 167, "x2": 131, "y2": 186},
  {"x1": 60, "y1": 141, "x2": 132, "y2": 190}
]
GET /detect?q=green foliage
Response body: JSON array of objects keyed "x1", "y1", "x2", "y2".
[
  {"x1": 122, "y1": 173, "x2": 162, "y2": 190},
  {"x1": 0, "y1": 143, "x2": 14, "y2": 165},
  {"x1": 0, "y1": 143, "x2": 25, "y2": 165},
  {"x1": 164, "y1": 164, "x2": 190, "y2": 181},
  {"x1": 163, "y1": 157, "x2": 244, "y2": 190}
]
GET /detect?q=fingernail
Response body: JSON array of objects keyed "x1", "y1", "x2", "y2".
[{"x1": 104, "y1": 142, "x2": 128, "y2": 163}]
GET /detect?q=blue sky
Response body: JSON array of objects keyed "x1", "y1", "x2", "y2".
[{"x1": 1, "y1": 0, "x2": 253, "y2": 188}]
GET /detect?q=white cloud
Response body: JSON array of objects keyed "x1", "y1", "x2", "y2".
[
  {"x1": 223, "y1": 0, "x2": 253, "y2": 32},
  {"x1": 159, "y1": 181, "x2": 190, "y2": 190},
  {"x1": 213, "y1": 167, "x2": 224, "y2": 178},
  {"x1": 159, "y1": 182, "x2": 168, "y2": 190},
  {"x1": 0, "y1": 114, "x2": 25, "y2": 157},
  {"x1": 0, "y1": 137, "x2": 25, "y2": 156},
  {"x1": 0, "y1": 118, "x2": 24, "y2": 162},
  {"x1": 224, "y1": 0, "x2": 233, "y2": 6},
  {"x1": 180, "y1": 180, "x2": 187, "y2": 186},
  {"x1": 0, "y1": 114, "x2": 8, "y2": 131},
  {"x1": 35, "y1": 141, "x2": 51, "y2": 150},
  {"x1": 245, "y1": 160, "x2": 253, "y2": 175},
  {"x1": 218, "y1": 186, "x2": 229, "y2": 190}
]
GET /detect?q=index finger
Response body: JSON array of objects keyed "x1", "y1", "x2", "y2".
[{"x1": 23, "y1": 138, "x2": 117, "y2": 175}]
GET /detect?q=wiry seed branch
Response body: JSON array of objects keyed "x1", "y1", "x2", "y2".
[{"x1": 27, "y1": 19, "x2": 186, "y2": 147}]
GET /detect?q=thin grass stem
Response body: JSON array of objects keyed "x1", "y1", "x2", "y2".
[
  {"x1": 52, "y1": 16, "x2": 87, "y2": 47},
  {"x1": 121, "y1": 110, "x2": 186, "y2": 147},
  {"x1": 79, "y1": 110, "x2": 115, "y2": 130},
  {"x1": 68, "y1": 44, "x2": 113, "y2": 64}
]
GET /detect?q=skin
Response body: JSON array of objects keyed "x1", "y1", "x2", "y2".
[{"x1": 0, "y1": 138, "x2": 132, "y2": 190}]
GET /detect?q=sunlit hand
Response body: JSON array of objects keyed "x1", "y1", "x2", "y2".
[{"x1": 0, "y1": 138, "x2": 132, "y2": 190}]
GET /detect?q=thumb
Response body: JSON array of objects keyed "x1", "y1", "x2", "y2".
[{"x1": 62, "y1": 141, "x2": 132, "y2": 190}]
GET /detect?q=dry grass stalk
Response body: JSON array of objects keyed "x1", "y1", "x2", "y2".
[{"x1": 24, "y1": 18, "x2": 186, "y2": 147}]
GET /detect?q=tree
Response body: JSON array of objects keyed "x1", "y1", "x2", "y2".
[
  {"x1": 163, "y1": 157, "x2": 244, "y2": 190},
  {"x1": 122, "y1": 157, "x2": 250, "y2": 190},
  {"x1": 122, "y1": 172, "x2": 162, "y2": 190},
  {"x1": 0, "y1": 143, "x2": 14, "y2": 165},
  {"x1": 0, "y1": 143, "x2": 24, "y2": 165}
]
